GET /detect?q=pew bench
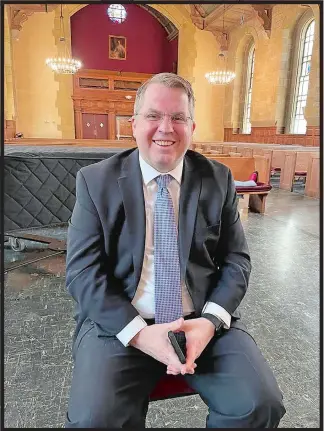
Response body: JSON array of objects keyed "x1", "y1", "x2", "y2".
[
  {"x1": 278, "y1": 151, "x2": 318, "y2": 192},
  {"x1": 207, "y1": 156, "x2": 272, "y2": 213}
]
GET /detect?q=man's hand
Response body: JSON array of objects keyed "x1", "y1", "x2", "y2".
[
  {"x1": 129, "y1": 318, "x2": 196, "y2": 375},
  {"x1": 166, "y1": 317, "x2": 216, "y2": 375}
]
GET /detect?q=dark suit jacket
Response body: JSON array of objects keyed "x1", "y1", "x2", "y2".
[{"x1": 66, "y1": 148, "x2": 252, "y2": 339}]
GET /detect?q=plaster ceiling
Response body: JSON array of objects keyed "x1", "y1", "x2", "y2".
[
  {"x1": 7, "y1": 3, "x2": 312, "y2": 41},
  {"x1": 7, "y1": 3, "x2": 178, "y2": 40},
  {"x1": 191, "y1": 4, "x2": 271, "y2": 33}
]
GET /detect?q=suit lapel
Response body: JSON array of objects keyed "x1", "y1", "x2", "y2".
[
  {"x1": 118, "y1": 150, "x2": 146, "y2": 288},
  {"x1": 178, "y1": 155, "x2": 201, "y2": 280},
  {"x1": 118, "y1": 150, "x2": 201, "y2": 287}
]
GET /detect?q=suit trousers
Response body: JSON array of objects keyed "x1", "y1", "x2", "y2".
[{"x1": 65, "y1": 318, "x2": 286, "y2": 428}]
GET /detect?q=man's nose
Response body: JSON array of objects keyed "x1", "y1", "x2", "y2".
[{"x1": 158, "y1": 115, "x2": 174, "y2": 133}]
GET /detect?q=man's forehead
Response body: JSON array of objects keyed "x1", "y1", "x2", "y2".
[{"x1": 141, "y1": 84, "x2": 189, "y2": 107}]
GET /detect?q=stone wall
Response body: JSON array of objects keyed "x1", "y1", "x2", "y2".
[{"x1": 223, "y1": 4, "x2": 319, "y2": 144}]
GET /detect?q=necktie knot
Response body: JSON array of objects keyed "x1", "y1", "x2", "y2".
[{"x1": 155, "y1": 174, "x2": 173, "y2": 189}]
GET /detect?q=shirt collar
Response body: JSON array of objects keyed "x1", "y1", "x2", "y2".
[{"x1": 139, "y1": 154, "x2": 183, "y2": 186}]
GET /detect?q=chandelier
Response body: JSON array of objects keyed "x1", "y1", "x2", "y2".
[
  {"x1": 46, "y1": 5, "x2": 82, "y2": 74},
  {"x1": 205, "y1": 5, "x2": 235, "y2": 85},
  {"x1": 205, "y1": 69, "x2": 236, "y2": 85}
]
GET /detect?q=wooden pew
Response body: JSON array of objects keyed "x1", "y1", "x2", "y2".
[
  {"x1": 236, "y1": 147, "x2": 253, "y2": 157},
  {"x1": 209, "y1": 150, "x2": 223, "y2": 155},
  {"x1": 305, "y1": 153, "x2": 319, "y2": 198},
  {"x1": 251, "y1": 149, "x2": 273, "y2": 182},
  {"x1": 222, "y1": 144, "x2": 237, "y2": 154},
  {"x1": 207, "y1": 156, "x2": 271, "y2": 213},
  {"x1": 279, "y1": 151, "x2": 319, "y2": 192},
  {"x1": 209, "y1": 144, "x2": 224, "y2": 153},
  {"x1": 295, "y1": 151, "x2": 313, "y2": 175},
  {"x1": 270, "y1": 149, "x2": 286, "y2": 174},
  {"x1": 193, "y1": 142, "x2": 224, "y2": 152},
  {"x1": 201, "y1": 151, "x2": 230, "y2": 157},
  {"x1": 278, "y1": 152, "x2": 297, "y2": 191},
  {"x1": 194, "y1": 144, "x2": 320, "y2": 196}
]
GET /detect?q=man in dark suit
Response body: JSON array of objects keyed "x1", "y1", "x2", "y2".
[{"x1": 65, "y1": 73, "x2": 285, "y2": 428}]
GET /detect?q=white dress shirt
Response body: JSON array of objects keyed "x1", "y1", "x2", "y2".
[{"x1": 116, "y1": 155, "x2": 231, "y2": 346}]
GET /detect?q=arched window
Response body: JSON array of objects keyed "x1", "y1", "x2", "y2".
[
  {"x1": 242, "y1": 45, "x2": 255, "y2": 134},
  {"x1": 290, "y1": 19, "x2": 315, "y2": 134}
]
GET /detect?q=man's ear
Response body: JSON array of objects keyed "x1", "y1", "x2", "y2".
[{"x1": 191, "y1": 121, "x2": 196, "y2": 134}]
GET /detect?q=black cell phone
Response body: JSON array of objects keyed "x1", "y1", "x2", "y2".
[{"x1": 168, "y1": 331, "x2": 186, "y2": 364}]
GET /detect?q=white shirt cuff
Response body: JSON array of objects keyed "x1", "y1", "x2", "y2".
[
  {"x1": 116, "y1": 315, "x2": 148, "y2": 347},
  {"x1": 202, "y1": 301, "x2": 231, "y2": 329}
]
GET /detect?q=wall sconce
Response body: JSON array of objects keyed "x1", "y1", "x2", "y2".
[{"x1": 125, "y1": 95, "x2": 132, "y2": 100}]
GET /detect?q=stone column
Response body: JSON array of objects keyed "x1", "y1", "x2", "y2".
[
  {"x1": 52, "y1": 5, "x2": 76, "y2": 139},
  {"x1": 4, "y1": 6, "x2": 17, "y2": 139}
]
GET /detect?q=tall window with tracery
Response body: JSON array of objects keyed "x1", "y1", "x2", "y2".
[
  {"x1": 242, "y1": 46, "x2": 255, "y2": 134},
  {"x1": 290, "y1": 19, "x2": 315, "y2": 134}
]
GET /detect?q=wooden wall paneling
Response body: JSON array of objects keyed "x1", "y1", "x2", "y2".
[
  {"x1": 72, "y1": 69, "x2": 152, "y2": 141},
  {"x1": 116, "y1": 115, "x2": 133, "y2": 139},
  {"x1": 82, "y1": 113, "x2": 96, "y2": 139},
  {"x1": 223, "y1": 126, "x2": 319, "y2": 146},
  {"x1": 74, "y1": 109, "x2": 82, "y2": 139},
  {"x1": 108, "y1": 112, "x2": 115, "y2": 140},
  {"x1": 5, "y1": 120, "x2": 16, "y2": 139},
  {"x1": 95, "y1": 114, "x2": 108, "y2": 139}
]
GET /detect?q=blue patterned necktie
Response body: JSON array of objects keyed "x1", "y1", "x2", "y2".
[{"x1": 154, "y1": 174, "x2": 186, "y2": 349}]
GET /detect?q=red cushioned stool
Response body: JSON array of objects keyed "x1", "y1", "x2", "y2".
[{"x1": 149, "y1": 374, "x2": 196, "y2": 401}]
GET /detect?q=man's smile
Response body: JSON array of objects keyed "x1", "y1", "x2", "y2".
[{"x1": 153, "y1": 140, "x2": 176, "y2": 147}]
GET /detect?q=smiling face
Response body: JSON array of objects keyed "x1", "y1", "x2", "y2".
[{"x1": 131, "y1": 83, "x2": 196, "y2": 173}]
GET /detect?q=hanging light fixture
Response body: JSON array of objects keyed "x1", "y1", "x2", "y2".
[
  {"x1": 46, "y1": 4, "x2": 82, "y2": 74},
  {"x1": 205, "y1": 5, "x2": 236, "y2": 85}
]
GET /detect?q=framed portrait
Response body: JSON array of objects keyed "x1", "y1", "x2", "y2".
[{"x1": 109, "y1": 35, "x2": 126, "y2": 60}]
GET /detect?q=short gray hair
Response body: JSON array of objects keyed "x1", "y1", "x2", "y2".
[{"x1": 134, "y1": 73, "x2": 195, "y2": 120}]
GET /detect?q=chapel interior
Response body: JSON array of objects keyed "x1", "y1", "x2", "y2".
[{"x1": 3, "y1": 2, "x2": 320, "y2": 428}]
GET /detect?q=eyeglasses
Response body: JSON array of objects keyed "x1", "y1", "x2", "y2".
[{"x1": 135, "y1": 111, "x2": 192, "y2": 125}]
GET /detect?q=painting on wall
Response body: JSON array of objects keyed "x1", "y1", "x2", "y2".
[{"x1": 109, "y1": 35, "x2": 126, "y2": 60}]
